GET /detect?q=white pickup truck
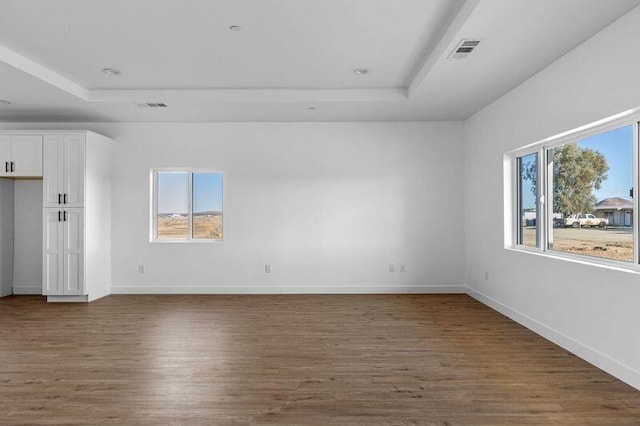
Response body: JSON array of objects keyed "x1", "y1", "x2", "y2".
[{"x1": 564, "y1": 213, "x2": 608, "y2": 228}]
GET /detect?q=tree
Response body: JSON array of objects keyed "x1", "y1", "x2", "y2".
[{"x1": 523, "y1": 143, "x2": 608, "y2": 216}]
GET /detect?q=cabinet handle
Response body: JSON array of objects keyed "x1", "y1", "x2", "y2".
[
  {"x1": 63, "y1": 211, "x2": 67, "y2": 222},
  {"x1": 4, "y1": 162, "x2": 7, "y2": 173},
  {"x1": 63, "y1": 193, "x2": 68, "y2": 204},
  {"x1": 10, "y1": 161, "x2": 14, "y2": 173},
  {"x1": 58, "y1": 194, "x2": 62, "y2": 204},
  {"x1": 58, "y1": 211, "x2": 62, "y2": 222}
]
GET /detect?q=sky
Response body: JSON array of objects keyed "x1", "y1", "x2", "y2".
[
  {"x1": 521, "y1": 125, "x2": 633, "y2": 210},
  {"x1": 579, "y1": 125, "x2": 633, "y2": 201},
  {"x1": 157, "y1": 172, "x2": 223, "y2": 214}
]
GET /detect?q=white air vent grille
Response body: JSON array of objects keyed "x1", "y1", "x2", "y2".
[
  {"x1": 448, "y1": 39, "x2": 481, "y2": 60},
  {"x1": 137, "y1": 102, "x2": 168, "y2": 108}
]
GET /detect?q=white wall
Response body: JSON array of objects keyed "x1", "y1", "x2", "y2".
[
  {"x1": 0, "y1": 179, "x2": 13, "y2": 296},
  {"x1": 111, "y1": 122, "x2": 465, "y2": 293},
  {"x1": 465, "y1": 6, "x2": 640, "y2": 389},
  {"x1": 0, "y1": 121, "x2": 466, "y2": 294},
  {"x1": 13, "y1": 180, "x2": 42, "y2": 294}
]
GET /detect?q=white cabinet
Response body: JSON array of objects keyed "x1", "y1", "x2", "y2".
[
  {"x1": 43, "y1": 135, "x2": 85, "y2": 207},
  {"x1": 63, "y1": 209, "x2": 84, "y2": 295},
  {"x1": 39, "y1": 131, "x2": 113, "y2": 302},
  {"x1": 43, "y1": 208, "x2": 84, "y2": 296},
  {"x1": 0, "y1": 136, "x2": 10, "y2": 174},
  {"x1": 0, "y1": 130, "x2": 112, "y2": 302},
  {"x1": 43, "y1": 209, "x2": 63, "y2": 295},
  {"x1": 0, "y1": 135, "x2": 43, "y2": 177}
]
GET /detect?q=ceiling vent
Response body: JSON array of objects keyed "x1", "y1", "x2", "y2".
[
  {"x1": 448, "y1": 39, "x2": 481, "y2": 60},
  {"x1": 137, "y1": 102, "x2": 168, "y2": 108}
]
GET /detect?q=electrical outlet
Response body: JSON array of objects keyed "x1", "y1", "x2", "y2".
[
  {"x1": 265, "y1": 264, "x2": 272, "y2": 274},
  {"x1": 138, "y1": 264, "x2": 145, "y2": 274},
  {"x1": 389, "y1": 264, "x2": 396, "y2": 273},
  {"x1": 484, "y1": 271, "x2": 489, "y2": 280},
  {"x1": 399, "y1": 264, "x2": 406, "y2": 273}
]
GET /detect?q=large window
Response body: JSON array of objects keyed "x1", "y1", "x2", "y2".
[
  {"x1": 152, "y1": 170, "x2": 223, "y2": 241},
  {"x1": 548, "y1": 126, "x2": 633, "y2": 262},
  {"x1": 511, "y1": 114, "x2": 638, "y2": 266}
]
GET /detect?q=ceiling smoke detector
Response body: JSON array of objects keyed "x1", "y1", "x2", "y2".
[
  {"x1": 448, "y1": 39, "x2": 481, "y2": 60},
  {"x1": 353, "y1": 68, "x2": 369, "y2": 75},
  {"x1": 229, "y1": 25, "x2": 242, "y2": 32},
  {"x1": 136, "y1": 102, "x2": 168, "y2": 108}
]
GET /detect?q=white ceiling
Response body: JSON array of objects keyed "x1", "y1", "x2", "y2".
[{"x1": 0, "y1": 0, "x2": 638, "y2": 122}]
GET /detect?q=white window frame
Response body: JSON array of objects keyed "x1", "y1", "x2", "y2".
[
  {"x1": 150, "y1": 168, "x2": 224, "y2": 243},
  {"x1": 514, "y1": 151, "x2": 542, "y2": 251},
  {"x1": 507, "y1": 108, "x2": 640, "y2": 270}
]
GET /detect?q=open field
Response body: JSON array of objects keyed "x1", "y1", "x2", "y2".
[
  {"x1": 157, "y1": 214, "x2": 223, "y2": 239},
  {"x1": 522, "y1": 226, "x2": 633, "y2": 262}
]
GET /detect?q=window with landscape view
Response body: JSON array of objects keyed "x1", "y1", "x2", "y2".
[
  {"x1": 548, "y1": 125, "x2": 633, "y2": 262},
  {"x1": 517, "y1": 153, "x2": 538, "y2": 248},
  {"x1": 153, "y1": 170, "x2": 223, "y2": 241},
  {"x1": 512, "y1": 117, "x2": 637, "y2": 265}
]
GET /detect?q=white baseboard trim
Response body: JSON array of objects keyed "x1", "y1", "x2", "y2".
[
  {"x1": 466, "y1": 286, "x2": 640, "y2": 391},
  {"x1": 47, "y1": 295, "x2": 89, "y2": 303},
  {"x1": 110, "y1": 284, "x2": 467, "y2": 295},
  {"x1": 13, "y1": 285, "x2": 42, "y2": 295}
]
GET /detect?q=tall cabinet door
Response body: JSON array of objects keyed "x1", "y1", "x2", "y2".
[
  {"x1": 63, "y1": 208, "x2": 84, "y2": 295},
  {"x1": 43, "y1": 209, "x2": 64, "y2": 295},
  {"x1": 11, "y1": 135, "x2": 43, "y2": 177},
  {"x1": 0, "y1": 136, "x2": 10, "y2": 177},
  {"x1": 63, "y1": 135, "x2": 85, "y2": 208},
  {"x1": 43, "y1": 135, "x2": 65, "y2": 207}
]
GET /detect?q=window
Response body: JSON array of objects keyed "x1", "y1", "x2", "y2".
[
  {"x1": 517, "y1": 153, "x2": 539, "y2": 248},
  {"x1": 152, "y1": 170, "x2": 223, "y2": 241},
  {"x1": 509, "y1": 112, "x2": 639, "y2": 267},
  {"x1": 548, "y1": 125, "x2": 634, "y2": 262}
]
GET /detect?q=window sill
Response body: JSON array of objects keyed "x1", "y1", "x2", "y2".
[
  {"x1": 505, "y1": 246, "x2": 640, "y2": 275},
  {"x1": 150, "y1": 239, "x2": 224, "y2": 244}
]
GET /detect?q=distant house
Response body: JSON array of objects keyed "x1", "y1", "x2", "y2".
[
  {"x1": 594, "y1": 197, "x2": 633, "y2": 227},
  {"x1": 522, "y1": 208, "x2": 537, "y2": 226}
]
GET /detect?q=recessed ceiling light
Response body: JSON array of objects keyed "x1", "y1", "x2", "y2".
[
  {"x1": 0, "y1": 100, "x2": 11, "y2": 106},
  {"x1": 102, "y1": 68, "x2": 122, "y2": 76},
  {"x1": 229, "y1": 25, "x2": 242, "y2": 32},
  {"x1": 353, "y1": 68, "x2": 369, "y2": 75}
]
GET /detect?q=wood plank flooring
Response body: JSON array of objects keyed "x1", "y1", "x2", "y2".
[{"x1": 0, "y1": 294, "x2": 639, "y2": 425}]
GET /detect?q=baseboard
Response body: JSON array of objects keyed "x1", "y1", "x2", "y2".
[
  {"x1": 466, "y1": 286, "x2": 640, "y2": 391},
  {"x1": 13, "y1": 285, "x2": 42, "y2": 295},
  {"x1": 47, "y1": 295, "x2": 89, "y2": 303},
  {"x1": 110, "y1": 284, "x2": 468, "y2": 295}
]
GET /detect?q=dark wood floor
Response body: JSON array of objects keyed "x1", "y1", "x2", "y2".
[{"x1": 0, "y1": 294, "x2": 639, "y2": 425}]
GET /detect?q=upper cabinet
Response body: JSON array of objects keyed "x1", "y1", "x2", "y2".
[
  {"x1": 43, "y1": 135, "x2": 85, "y2": 208},
  {"x1": 0, "y1": 135, "x2": 43, "y2": 177},
  {"x1": 0, "y1": 136, "x2": 9, "y2": 174}
]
